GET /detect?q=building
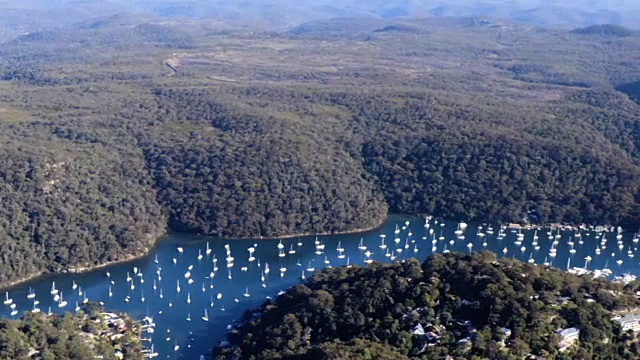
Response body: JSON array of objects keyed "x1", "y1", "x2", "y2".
[
  {"x1": 556, "y1": 327, "x2": 580, "y2": 351},
  {"x1": 613, "y1": 315, "x2": 640, "y2": 332}
]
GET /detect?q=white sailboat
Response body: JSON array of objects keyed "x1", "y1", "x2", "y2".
[
  {"x1": 50, "y1": 281, "x2": 58, "y2": 295},
  {"x1": 3, "y1": 292, "x2": 12, "y2": 305},
  {"x1": 206, "y1": 242, "x2": 212, "y2": 255},
  {"x1": 202, "y1": 309, "x2": 209, "y2": 322},
  {"x1": 27, "y1": 287, "x2": 36, "y2": 300},
  {"x1": 357, "y1": 238, "x2": 366, "y2": 250},
  {"x1": 58, "y1": 292, "x2": 67, "y2": 308}
]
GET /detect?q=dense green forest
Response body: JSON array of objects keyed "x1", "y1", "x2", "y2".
[
  {"x1": 213, "y1": 252, "x2": 640, "y2": 359},
  {"x1": 0, "y1": 304, "x2": 143, "y2": 359},
  {"x1": 0, "y1": 16, "x2": 639, "y2": 286}
]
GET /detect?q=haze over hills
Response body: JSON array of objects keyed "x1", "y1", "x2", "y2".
[{"x1": 1, "y1": 0, "x2": 640, "y2": 40}]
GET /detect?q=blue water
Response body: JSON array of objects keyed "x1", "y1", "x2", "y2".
[{"x1": 0, "y1": 214, "x2": 638, "y2": 359}]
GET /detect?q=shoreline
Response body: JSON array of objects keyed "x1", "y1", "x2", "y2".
[
  {"x1": 0, "y1": 213, "x2": 630, "y2": 292},
  {"x1": 0, "y1": 216, "x2": 389, "y2": 292}
]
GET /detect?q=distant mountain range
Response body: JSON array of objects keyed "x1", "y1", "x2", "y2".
[{"x1": 1, "y1": 0, "x2": 640, "y2": 40}]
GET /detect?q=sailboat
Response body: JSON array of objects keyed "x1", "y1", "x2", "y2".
[
  {"x1": 176, "y1": 280, "x2": 181, "y2": 293},
  {"x1": 72, "y1": 281, "x2": 77, "y2": 290},
  {"x1": 198, "y1": 249, "x2": 203, "y2": 261},
  {"x1": 187, "y1": 293, "x2": 191, "y2": 304},
  {"x1": 206, "y1": 242, "x2": 212, "y2": 255},
  {"x1": 50, "y1": 281, "x2": 58, "y2": 295},
  {"x1": 108, "y1": 286, "x2": 113, "y2": 298},
  {"x1": 186, "y1": 313, "x2": 191, "y2": 322},
  {"x1": 336, "y1": 241, "x2": 344, "y2": 252},
  {"x1": 202, "y1": 309, "x2": 209, "y2": 322},
  {"x1": 244, "y1": 287, "x2": 250, "y2": 298},
  {"x1": 27, "y1": 287, "x2": 36, "y2": 300},
  {"x1": 379, "y1": 237, "x2": 387, "y2": 249},
  {"x1": 58, "y1": 292, "x2": 67, "y2": 308},
  {"x1": 288, "y1": 244, "x2": 296, "y2": 255},
  {"x1": 3, "y1": 292, "x2": 12, "y2": 305},
  {"x1": 357, "y1": 238, "x2": 367, "y2": 250}
]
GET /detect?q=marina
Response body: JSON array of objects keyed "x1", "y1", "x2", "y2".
[{"x1": 0, "y1": 214, "x2": 638, "y2": 359}]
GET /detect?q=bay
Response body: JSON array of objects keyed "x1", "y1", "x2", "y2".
[{"x1": 0, "y1": 214, "x2": 638, "y2": 359}]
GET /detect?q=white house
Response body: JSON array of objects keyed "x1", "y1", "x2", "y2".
[{"x1": 613, "y1": 315, "x2": 640, "y2": 332}]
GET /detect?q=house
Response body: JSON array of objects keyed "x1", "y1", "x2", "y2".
[
  {"x1": 613, "y1": 315, "x2": 640, "y2": 332},
  {"x1": 556, "y1": 296, "x2": 571, "y2": 305},
  {"x1": 556, "y1": 327, "x2": 580, "y2": 351}
]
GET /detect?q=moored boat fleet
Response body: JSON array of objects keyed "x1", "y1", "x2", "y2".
[{"x1": 1, "y1": 215, "x2": 638, "y2": 358}]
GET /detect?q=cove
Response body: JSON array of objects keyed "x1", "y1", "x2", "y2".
[{"x1": 0, "y1": 214, "x2": 638, "y2": 359}]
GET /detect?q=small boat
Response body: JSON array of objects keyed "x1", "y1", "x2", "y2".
[
  {"x1": 198, "y1": 249, "x2": 203, "y2": 261},
  {"x1": 186, "y1": 313, "x2": 191, "y2": 322},
  {"x1": 3, "y1": 292, "x2": 12, "y2": 305},
  {"x1": 58, "y1": 292, "x2": 67, "y2": 308},
  {"x1": 108, "y1": 286, "x2": 113, "y2": 298},
  {"x1": 176, "y1": 280, "x2": 181, "y2": 293},
  {"x1": 72, "y1": 281, "x2": 77, "y2": 290},
  {"x1": 357, "y1": 238, "x2": 367, "y2": 250},
  {"x1": 50, "y1": 282, "x2": 58, "y2": 295},
  {"x1": 187, "y1": 293, "x2": 191, "y2": 304},
  {"x1": 177, "y1": 247, "x2": 184, "y2": 253},
  {"x1": 244, "y1": 287, "x2": 250, "y2": 298},
  {"x1": 202, "y1": 309, "x2": 209, "y2": 322},
  {"x1": 277, "y1": 240, "x2": 284, "y2": 249},
  {"x1": 206, "y1": 242, "x2": 212, "y2": 255},
  {"x1": 27, "y1": 287, "x2": 36, "y2": 300}
]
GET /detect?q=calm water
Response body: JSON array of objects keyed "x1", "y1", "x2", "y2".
[{"x1": 0, "y1": 214, "x2": 639, "y2": 359}]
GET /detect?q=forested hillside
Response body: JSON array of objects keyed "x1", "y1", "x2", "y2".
[
  {"x1": 213, "y1": 253, "x2": 640, "y2": 359},
  {"x1": 0, "y1": 17, "x2": 639, "y2": 286}
]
